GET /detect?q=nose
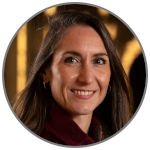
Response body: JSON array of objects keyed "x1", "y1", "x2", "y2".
[{"x1": 77, "y1": 64, "x2": 94, "y2": 85}]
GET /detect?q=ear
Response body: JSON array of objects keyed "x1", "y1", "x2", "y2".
[{"x1": 41, "y1": 67, "x2": 51, "y2": 83}]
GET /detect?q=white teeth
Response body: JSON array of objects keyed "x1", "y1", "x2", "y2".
[
  {"x1": 73, "y1": 90, "x2": 94, "y2": 95},
  {"x1": 75, "y1": 91, "x2": 77, "y2": 94},
  {"x1": 85, "y1": 91, "x2": 88, "y2": 95},
  {"x1": 78, "y1": 91, "x2": 81, "y2": 95},
  {"x1": 88, "y1": 91, "x2": 93, "y2": 95},
  {"x1": 81, "y1": 91, "x2": 84, "y2": 95}
]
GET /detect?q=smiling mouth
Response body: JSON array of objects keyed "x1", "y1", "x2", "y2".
[{"x1": 71, "y1": 90, "x2": 95, "y2": 96}]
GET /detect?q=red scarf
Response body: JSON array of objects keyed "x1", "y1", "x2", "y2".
[{"x1": 40, "y1": 101, "x2": 109, "y2": 146}]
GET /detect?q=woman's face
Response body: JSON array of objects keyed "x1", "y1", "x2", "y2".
[{"x1": 45, "y1": 25, "x2": 111, "y2": 117}]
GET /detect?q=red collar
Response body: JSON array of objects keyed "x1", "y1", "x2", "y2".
[{"x1": 40, "y1": 101, "x2": 109, "y2": 146}]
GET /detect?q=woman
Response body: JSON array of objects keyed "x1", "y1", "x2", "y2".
[{"x1": 12, "y1": 11, "x2": 133, "y2": 146}]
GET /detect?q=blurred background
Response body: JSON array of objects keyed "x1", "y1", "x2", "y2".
[{"x1": 4, "y1": 4, "x2": 146, "y2": 113}]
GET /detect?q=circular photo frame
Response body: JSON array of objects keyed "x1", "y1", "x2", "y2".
[{"x1": 3, "y1": 2, "x2": 147, "y2": 148}]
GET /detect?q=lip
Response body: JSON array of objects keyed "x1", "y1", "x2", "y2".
[
  {"x1": 72, "y1": 89, "x2": 95, "y2": 92},
  {"x1": 71, "y1": 89, "x2": 96, "y2": 99}
]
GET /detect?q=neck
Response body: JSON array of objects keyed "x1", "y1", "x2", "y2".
[{"x1": 71, "y1": 113, "x2": 93, "y2": 134}]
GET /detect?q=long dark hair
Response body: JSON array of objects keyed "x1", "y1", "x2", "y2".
[{"x1": 12, "y1": 11, "x2": 133, "y2": 135}]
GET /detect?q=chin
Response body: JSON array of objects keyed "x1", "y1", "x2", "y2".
[{"x1": 71, "y1": 105, "x2": 95, "y2": 116}]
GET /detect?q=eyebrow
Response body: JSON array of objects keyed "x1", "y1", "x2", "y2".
[
  {"x1": 62, "y1": 51, "x2": 108, "y2": 57},
  {"x1": 93, "y1": 53, "x2": 108, "y2": 57}
]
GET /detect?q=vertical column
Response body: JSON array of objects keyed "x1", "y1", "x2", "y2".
[
  {"x1": 121, "y1": 37, "x2": 142, "y2": 77},
  {"x1": 43, "y1": 7, "x2": 57, "y2": 39},
  {"x1": 16, "y1": 24, "x2": 27, "y2": 93}
]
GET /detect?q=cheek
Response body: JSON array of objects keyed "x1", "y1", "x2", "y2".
[
  {"x1": 49, "y1": 67, "x2": 67, "y2": 103},
  {"x1": 50, "y1": 66, "x2": 78, "y2": 108},
  {"x1": 96, "y1": 69, "x2": 111, "y2": 88},
  {"x1": 50, "y1": 66, "x2": 77, "y2": 92},
  {"x1": 95, "y1": 71, "x2": 111, "y2": 107}
]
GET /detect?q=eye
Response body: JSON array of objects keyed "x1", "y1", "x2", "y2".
[
  {"x1": 93, "y1": 58, "x2": 106, "y2": 65},
  {"x1": 64, "y1": 57, "x2": 78, "y2": 63}
]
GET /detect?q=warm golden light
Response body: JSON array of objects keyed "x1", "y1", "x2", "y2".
[
  {"x1": 104, "y1": 23, "x2": 118, "y2": 39},
  {"x1": 17, "y1": 24, "x2": 27, "y2": 93},
  {"x1": 121, "y1": 37, "x2": 142, "y2": 76},
  {"x1": 44, "y1": 7, "x2": 57, "y2": 16},
  {"x1": 43, "y1": 26, "x2": 49, "y2": 40},
  {"x1": 43, "y1": 7, "x2": 57, "y2": 39},
  {"x1": 98, "y1": 8, "x2": 110, "y2": 16}
]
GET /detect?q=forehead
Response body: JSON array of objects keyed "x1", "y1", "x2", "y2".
[{"x1": 55, "y1": 25, "x2": 107, "y2": 56}]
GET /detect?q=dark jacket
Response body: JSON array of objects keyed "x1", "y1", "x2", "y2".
[{"x1": 40, "y1": 101, "x2": 109, "y2": 146}]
